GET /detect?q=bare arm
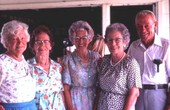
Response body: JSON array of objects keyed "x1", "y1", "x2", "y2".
[
  {"x1": 93, "y1": 87, "x2": 101, "y2": 110},
  {"x1": 63, "y1": 84, "x2": 75, "y2": 110},
  {"x1": 0, "y1": 105, "x2": 5, "y2": 110},
  {"x1": 61, "y1": 91, "x2": 66, "y2": 108},
  {"x1": 123, "y1": 87, "x2": 139, "y2": 110}
]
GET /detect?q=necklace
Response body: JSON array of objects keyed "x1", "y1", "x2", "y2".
[{"x1": 110, "y1": 53, "x2": 126, "y2": 67}]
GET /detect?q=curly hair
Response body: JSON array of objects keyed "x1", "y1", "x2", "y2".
[
  {"x1": 29, "y1": 25, "x2": 54, "y2": 54},
  {"x1": 0, "y1": 20, "x2": 30, "y2": 48},
  {"x1": 68, "y1": 20, "x2": 94, "y2": 43},
  {"x1": 105, "y1": 23, "x2": 130, "y2": 50}
]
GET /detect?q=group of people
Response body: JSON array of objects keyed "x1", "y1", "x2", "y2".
[{"x1": 0, "y1": 9, "x2": 170, "y2": 110}]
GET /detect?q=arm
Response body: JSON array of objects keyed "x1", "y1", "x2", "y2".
[
  {"x1": 0, "y1": 105, "x2": 5, "y2": 110},
  {"x1": 165, "y1": 44, "x2": 170, "y2": 110},
  {"x1": 63, "y1": 84, "x2": 75, "y2": 110},
  {"x1": 61, "y1": 91, "x2": 66, "y2": 108},
  {"x1": 93, "y1": 87, "x2": 101, "y2": 110},
  {"x1": 165, "y1": 82, "x2": 170, "y2": 110},
  {"x1": 123, "y1": 87, "x2": 139, "y2": 110}
]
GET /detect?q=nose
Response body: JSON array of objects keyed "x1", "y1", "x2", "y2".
[
  {"x1": 16, "y1": 38, "x2": 23, "y2": 44},
  {"x1": 109, "y1": 39, "x2": 116, "y2": 46},
  {"x1": 140, "y1": 26, "x2": 147, "y2": 32},
  {"x1": 39, "y1": 41, "x2": 46, "y2": 46}
]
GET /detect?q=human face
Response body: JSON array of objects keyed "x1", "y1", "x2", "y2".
[
  {"x1": 106, "y1": 31, "x2": 124, "y2": 56},
  {"x1": 33, "y1": 32, "x2": 52, "y2": 55},
  {"x1": 135, "y1": 15, "x2": 157, "y2": 43},
  {"x1": 73, "y1": 29, "x2": 90, "y2": 51},
  {"x1": 6, "y1": 29, "x2": 28, "y2": 56}
]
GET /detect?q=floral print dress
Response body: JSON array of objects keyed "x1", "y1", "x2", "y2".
[
  {"x1": 27, "y1": 58, "x2": 65, "y2": 110},
  {"x1": 0, "y1": 54, "x2": 36, "y2": 103},
  {"x1": 62, "y1": 50, "x2": 100, "y2": 110}
]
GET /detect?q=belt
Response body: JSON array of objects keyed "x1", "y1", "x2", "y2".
[{"x1": 142, "y1": 84, "x2": 168, "y2": 89}]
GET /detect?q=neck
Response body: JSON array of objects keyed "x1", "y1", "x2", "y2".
[
  {"x1": 142, "y1": 37, "x2": 154, "y2": 48},
  {"x1": 75, "y1": 49, "x2": 88, "y2": 57},
  {"x1": 36, "y1": 56, "x2": 50, "y2": 72},
  {"x1": 111, "y1": 52, "x2": 125, "y2": 63},
  {"x1": 5, "y1": 51, "x2": 23, "y2": 61},
  {"x1": 36, "y1": 55, "x2": 49, "y2": 66},
  {"x1": 75, "y1": 49, "x2": 89, "y2": 63}
]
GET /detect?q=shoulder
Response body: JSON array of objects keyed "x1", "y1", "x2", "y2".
[
  {"x1": 100, "y1": 54, "x2": 111, "y2": 64},
  {"x1": 89, "y1": 50, "x2": 100, "y2": 59},
  {"x1": 129, "y1": 39, "x2": 141, "y2": 48},
  {"x1": 50, "y1": 59, "x2": 61, "y2": 67},
  {"x1": 62, "y1": 54, "x2": 72, "y2": 61},
  {"x1": 124, "y1": 55, "x2": 139, "y2": 67},
  {"x1": 0, "y1": 54, "x2": 6, "y2": 61},
  {"x1": 160, "y1": 37, "x2": 170, "y2": 46},
  {"x1": 0, "y1": 54, "x2": 14, "y2": 64}
]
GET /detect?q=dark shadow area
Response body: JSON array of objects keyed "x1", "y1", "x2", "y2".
[{"x1": 0, "y1": 5, "x2": 152, "y2": 59}]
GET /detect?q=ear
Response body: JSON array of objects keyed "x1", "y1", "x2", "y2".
[{"x1": 154, "y1": 21, "x2": 158, "y2": 31}]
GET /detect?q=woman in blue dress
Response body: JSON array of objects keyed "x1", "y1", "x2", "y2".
[{"x1": 62, "y1": 20, "x2": 100, "y2": 110}]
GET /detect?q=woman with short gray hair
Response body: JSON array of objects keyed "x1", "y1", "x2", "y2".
[
  {"x1": 68, "y1": 20, "x2": 94, "y2": 43},
  {"x1": 97, "y1": 23, "x2": 142, "y2": 110},
  {"x1": 62, "y1": 20, "x2": 100, "y2": 110},
  {"x1": 0, "y1": 20, "x2": 36, "y2": 110}
]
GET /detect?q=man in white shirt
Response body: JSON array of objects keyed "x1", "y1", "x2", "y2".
[{"x1": 128, "y1": 10, "x2": 170, "y2": 110}]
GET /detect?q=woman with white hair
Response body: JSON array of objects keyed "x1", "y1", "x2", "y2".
[
  {"x1": 62, "y1": 20, "x2": 100, "y2": 110},
  {"x1": 0, "y1": 20, "x2": 36, "y2": 110}
]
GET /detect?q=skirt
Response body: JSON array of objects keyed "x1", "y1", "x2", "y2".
[{"x1": 0, "y1": 99, "x2": 37, "y2": 110}]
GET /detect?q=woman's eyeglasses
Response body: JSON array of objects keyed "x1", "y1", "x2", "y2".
[
  {"x1": 106, "y1": 38, "x2": 123, "y2": 43},
  {"x1": 73, "y1": 36, "x2": 89, "y2": 42},
  {"x1": 34, "y1": 40, "x2": 50, "y2": 45}
]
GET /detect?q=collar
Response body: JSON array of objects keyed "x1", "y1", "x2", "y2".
[
  {"x1": 136, "y1": 33, "x2": 162, "y2": 48},
  {"x1": 30, "y1": 57, "x2": 52, "y2": 65}
]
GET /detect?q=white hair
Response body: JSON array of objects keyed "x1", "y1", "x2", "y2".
[{"x1": 0, "y1": 20, "x2": 30, "y2": 48}]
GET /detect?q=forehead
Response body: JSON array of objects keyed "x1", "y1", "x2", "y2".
[
  {"x1": 75, "y1": 29, "x2": 88, "y2": 36},
  {"x1": 13, "y1": 29, "x2": 27, "y2": 37},
  {"x1": 107, "y1": 30, "x2": 122, "y2": 38},
  {"x1": 35, "y1": 32, "x2": 50, "y2": 40},
  {"x1": 135, "y1": 15, "x2": 154, "y2": 25}
]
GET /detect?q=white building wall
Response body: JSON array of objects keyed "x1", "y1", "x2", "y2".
[{"x1": 157, "y1": 0, "x2": 170, "y2": 39}]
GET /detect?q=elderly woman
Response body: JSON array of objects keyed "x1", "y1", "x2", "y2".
[
  {"x1": 62, "y1": 20, "x2": 100, "y2": 110},
  {"x1": 0, "y1": 20, "x2": 36, "y2": 110},
  {"x1": 97, "y1": 23, "x2": 142, "y2": 110},
  {"x1": 27, "y1": 25, "x2": 65, "y2": 110}
]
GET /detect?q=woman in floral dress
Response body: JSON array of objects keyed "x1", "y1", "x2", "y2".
[
  {"x1": 0, "y1": 20, "x2": 36, "y2": 110},
  {"x1": 62, "y1": 20, "x2": 100, "y2": 110},
  {"x1": 27, "y1": 25, "x2": 65, "y2": 110}
]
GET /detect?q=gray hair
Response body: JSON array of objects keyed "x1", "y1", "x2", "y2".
[
  {"x1": 68, "y1": 20, "x2": 94, "y2": 43},
  {"x1": 0, "y1": 20, "x2": 30, "y2": 48},
  {"x1": 105, "y1": 23, "x2": 130, "y2": 50},
  {"x1": 135, "y1": 10, "x2": 157, "y2": 23}
]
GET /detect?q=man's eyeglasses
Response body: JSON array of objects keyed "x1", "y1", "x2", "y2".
[
  {"x1": 106, "y1": 38, "x2": 123, "y2": 43},
  {"x1": 73, "y1": 36, "x2": 89, "y2": 41},
  {"x1": 34, "y1": 40, "x2": 50, "y2": 45}
]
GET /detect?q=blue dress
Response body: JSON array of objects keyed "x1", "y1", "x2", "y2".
[{"x1": 62, "y1": 50, "x2": 100, "y2": 110}]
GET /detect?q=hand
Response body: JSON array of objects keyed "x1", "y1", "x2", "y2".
[
  {"x1": 0, "y1": 105, "x2": 5, "y2": 110},
  {"x1": 165, "y1": 105, "x2": 170, "y2": 110}
]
